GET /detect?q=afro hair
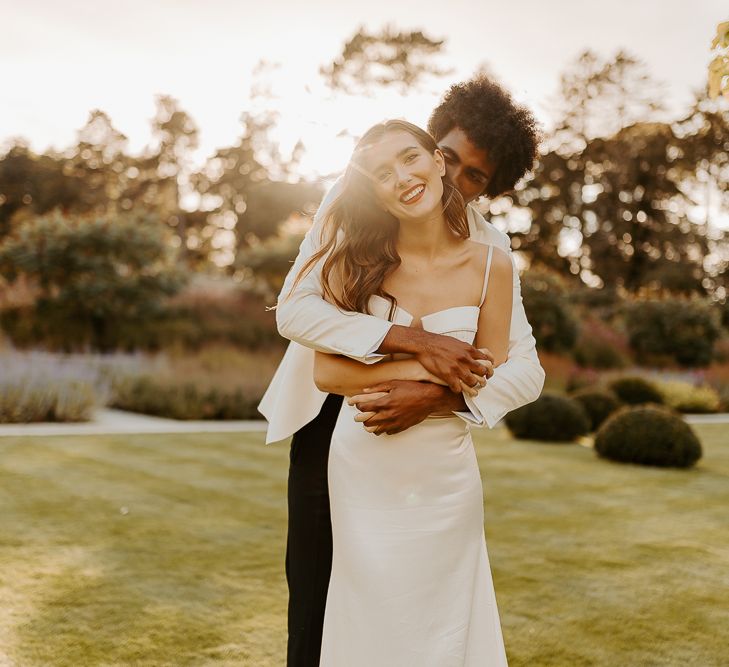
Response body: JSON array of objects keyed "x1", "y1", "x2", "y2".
[{"x1": 428, "y1": 75, "x2": 540, "y2": 198}]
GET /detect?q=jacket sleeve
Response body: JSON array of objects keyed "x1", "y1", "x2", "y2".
[
  {"x1": 275, "y1": 178, "x2": 393, "y2": 364},
  {"x1": 452, "y1": 209, "x2": 545, "y2": 427}
]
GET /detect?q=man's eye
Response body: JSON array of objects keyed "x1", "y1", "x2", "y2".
[
  {"x1": 470, "y1": 172, "x2": 488, "y2": 184},
  {"x1": 443, "y1": 153, "x2": 455, "y2": 163}
]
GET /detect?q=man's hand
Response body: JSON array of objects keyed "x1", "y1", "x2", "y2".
[
  {"x1": 378, "y1": 325, "x2": 494, "y2": 394},
  {"x1": 347, "y1": 380, "x2": 467, "y2": 436},
  {"x1": 416, "y1": 338, "x2": 494, "y2": 395}
]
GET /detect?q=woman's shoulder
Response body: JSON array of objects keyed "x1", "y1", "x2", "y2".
[{"x1": 462, "y1": 238, "x2": 513, "y2": 271}]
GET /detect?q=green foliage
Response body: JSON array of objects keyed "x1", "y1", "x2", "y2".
[
  {"x1": 570, "y1": 389, "x2": 622, "y2": 431},
  {"x1": 624, "y1": 299, "x2": 722, "y2": 367},
  {"x1": 0, "y1": 143, "x2": 83, "y2": 239},
  {"x1": 607, "y1": 376, "x2": 664, "y2": 405},
  {"x1": 236, "y1": 231, "x2": 305, "y2": 295},
  {"x1": 236, "y1": 181, "x2": 322, "y2": 247},
  {"x1": 572, "y1": 318, "x2": 630, "y2": 369},
  {"x1": 155, "y1": 289, "x2": 281, "y2": 350},
  {"x1": 1, "y1": 278, "x2": 279, "y2": 353},
  {"x1": 594, "y1": 405, "x2": 702, "y2": 468},
  {"x1": 105, "y1": 342, "x2": 279, "y2": 419},
  {"x1": 504, "y1": 393, "x2": 590, "y2": 442},
  {"x1": 0, "y1": 211, "x2": 187, "y2": 351},
  {"x1": 657, "y1": 380, "x2": 720, "y2": 414},
  {"x1": 573, "y1": 337, "x2": 628, "y2": 370},
  {"x1": 521, "y1": 269, "x2": 579, "y2": 352},
  {"x1": 110, "y1": 375, "x2": 261, "y2": 420}
]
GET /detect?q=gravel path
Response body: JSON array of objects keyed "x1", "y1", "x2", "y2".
[
  {"x1": 0, "y1": 407, "x2": 267, "y2": 436},
  {"x1": 0, "y1": 407, "x2": 727, "y2": 437}
]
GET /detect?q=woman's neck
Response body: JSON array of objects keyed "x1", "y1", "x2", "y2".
[{"x1": 396, "y1": 207, "x2": 457, "y2": 261}]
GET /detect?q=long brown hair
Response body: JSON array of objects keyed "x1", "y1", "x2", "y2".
[{"x1": 284, "y1": 119, "x2": 469, "y2": 320}]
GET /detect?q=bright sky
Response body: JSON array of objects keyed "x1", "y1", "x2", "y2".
[{"x1": 2, "y1": 0, "x2": 727, "y2": 179}]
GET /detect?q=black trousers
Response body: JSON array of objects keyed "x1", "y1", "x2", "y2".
[{"x1": 285, "y1": 392, "x2": 344, "y2": 667}]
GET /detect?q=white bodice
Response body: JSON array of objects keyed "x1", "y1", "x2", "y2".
[
  {"x1": 366, "y1": 243, "x2": 494, "y2": 347},
  {"x1": 368, "y1": 294, "x2": 480, "y2": 345}
]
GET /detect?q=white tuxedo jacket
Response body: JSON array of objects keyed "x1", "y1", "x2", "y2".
[{"x1": 258, "y1": 179, "x2": 545, "y2": 444}]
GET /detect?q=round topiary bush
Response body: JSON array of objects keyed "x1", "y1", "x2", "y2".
[
  {"x1": 594, "y1": 405, "x2": 702, "y2": 468},
  {"x1": 607, "y1": 376, "x2": 663, "y2": 406},
  {"x1": 570, "y1": 389, "x2": 622, "y2": 431},
  {"x1": 504, "y1": 393, "x2": 590, "y2": 442}
]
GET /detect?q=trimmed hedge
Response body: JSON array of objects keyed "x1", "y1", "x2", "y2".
[
  {"x1": 504, "y1": 393, "x2": 590, "y2": 442},
  {"x1": 607, "y1": 376, "x2": 664, "y2": 406},
  {"x1": 594, "y1": 406, "x2": 702, "y2": 468},
  {"x1": 570, "y1": 389, "x2": 622, "y2": 431}
]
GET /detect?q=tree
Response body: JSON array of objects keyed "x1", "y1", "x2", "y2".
[
  {"x1": 62, "y1": 109, "x2": 132, "y2": 215},
  {"x1": 0, "y1": 143, "x2": 82, "y2": 238},
  {"x1": 0, "y1": 211, "x2": 188, "y2": 351},
  {"x1": 549, "y1": 50, "x2": 665, "y2": 153},
  {"x1": 320, "y1": 26, "x2": 452, "y2": 95},
  {"x1": 506, "y1": 50, "x2": 725, "y2": 295},
  {"x1": 511, "y1": 121, "x2": 723, "y2": 293},
  {"x1": 193, "y1": 110, "x2": 322, "y2": 270}
]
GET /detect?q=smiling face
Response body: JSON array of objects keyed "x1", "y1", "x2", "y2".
[
  {"x1": 437, "y1": 126, "x2": 496, "y2": 204},
  {"x1": 360, "y1": 129, "x2": 446, "y2": 223}
]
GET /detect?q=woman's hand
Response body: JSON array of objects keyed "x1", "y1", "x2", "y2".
[{"x1": 420, "y1": 368, "x2": 481, "y2": 398}]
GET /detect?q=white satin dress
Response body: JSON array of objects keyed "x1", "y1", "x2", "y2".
[{"x1": 319, "y1": 245, "x2": 508, "y2": 666}]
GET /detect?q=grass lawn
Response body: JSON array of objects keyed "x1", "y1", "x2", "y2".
[{"x1": 0, "y1": 424, "x2": 726, "y2": 666}]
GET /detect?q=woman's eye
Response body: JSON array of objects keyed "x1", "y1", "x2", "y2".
[
  {"x1": 377, "y1": 171, "x2": 391, "y2": 182},
  {"x1": 405, "y1": 154, "x2": 417, "y2": 163}
]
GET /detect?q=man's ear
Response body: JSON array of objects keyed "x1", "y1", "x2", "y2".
[{"x1": 433, "y1": 149, "x2": 446, "y2": 177}]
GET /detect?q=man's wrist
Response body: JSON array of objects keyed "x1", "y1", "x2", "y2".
[
  {"x1": 377, "y1": 324, "x2": 433, "y2": 356},
  {"x1": 423, "y1": 383, "x2": 468, "y2": 415}
]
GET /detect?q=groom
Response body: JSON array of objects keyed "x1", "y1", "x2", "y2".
[{"x1": 259, "y1": 75, "x2": 545, "y2": 666}]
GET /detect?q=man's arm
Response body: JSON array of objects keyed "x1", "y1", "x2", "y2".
[{"x1": 313, "y1": 351, "x2": 484, "y2": 398}]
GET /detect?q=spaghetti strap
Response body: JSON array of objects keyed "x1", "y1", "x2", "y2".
[{"x1": 478, "y1": 245, "x2": 495, "y2": 308}]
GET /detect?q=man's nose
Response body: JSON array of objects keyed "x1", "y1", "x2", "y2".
[{"x1": 446, "y1": 163, "x2": 463, "y2": 186}]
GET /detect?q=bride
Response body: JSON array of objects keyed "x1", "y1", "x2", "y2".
[{"x1": 290, "y1": 119, "x2": 512, "y2": 666}]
